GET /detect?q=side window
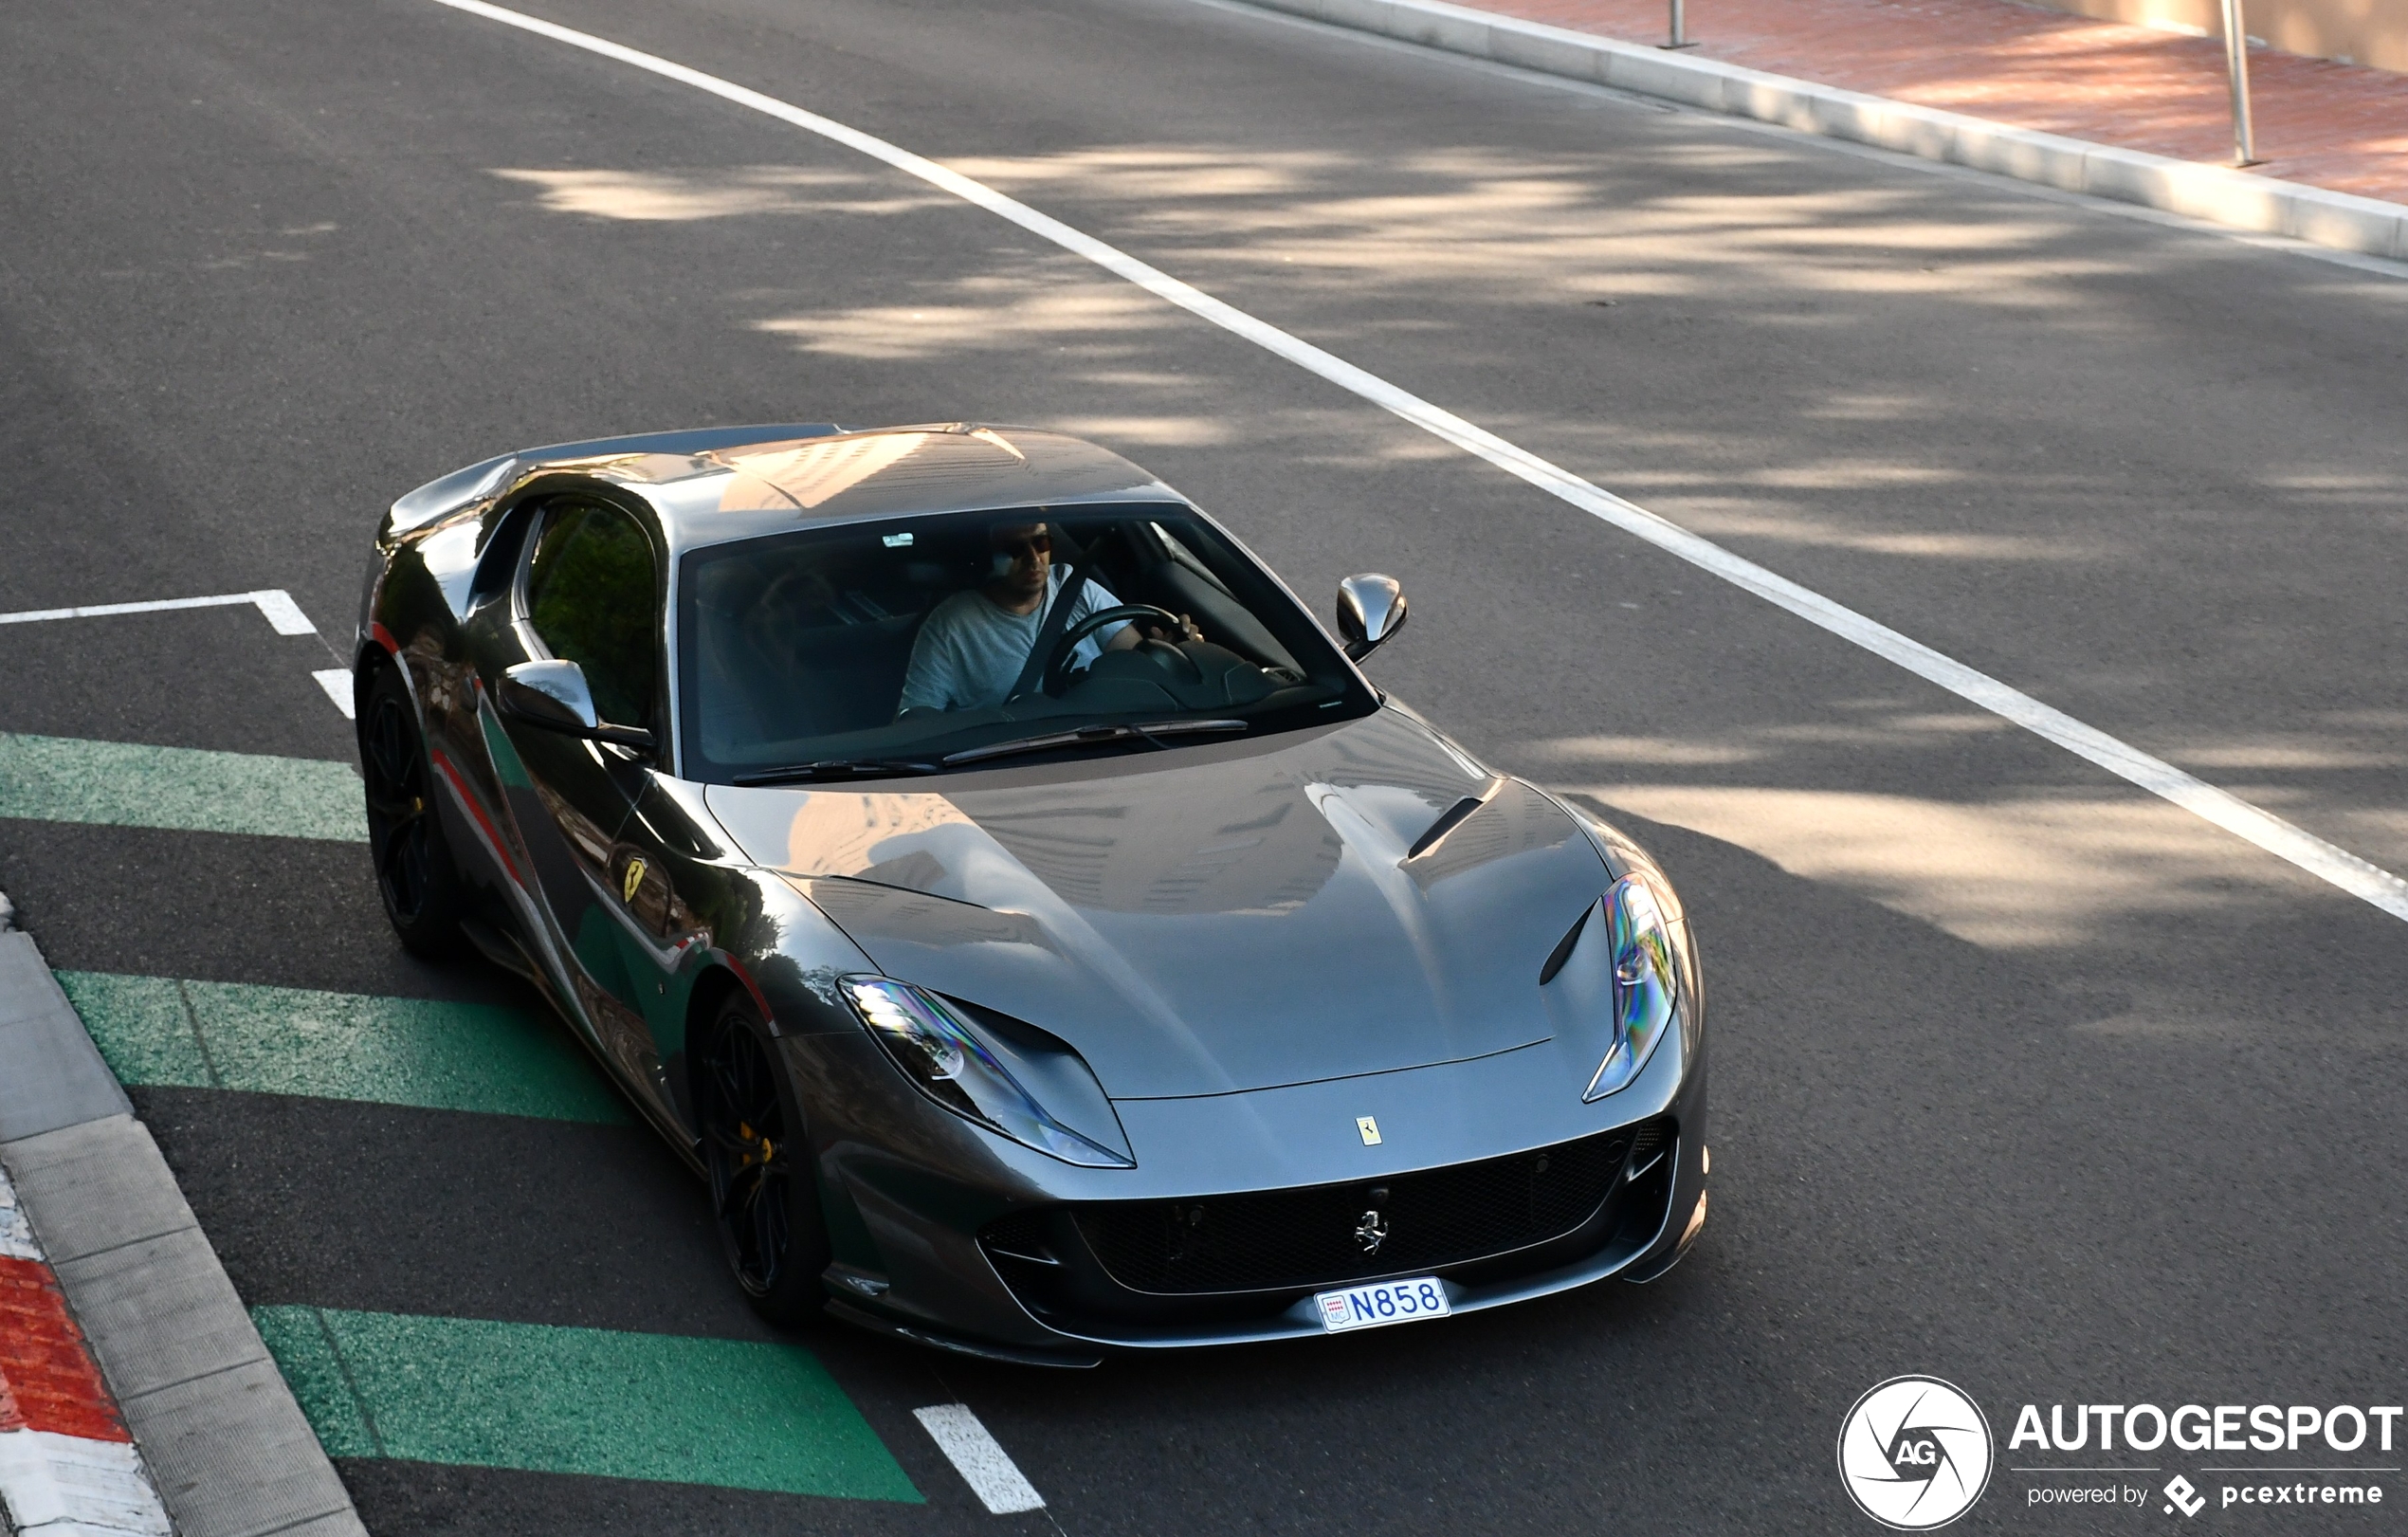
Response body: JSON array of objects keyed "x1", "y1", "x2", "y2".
[{"x1": 525, "y1": 500, "x2": 660, "y2": 728}]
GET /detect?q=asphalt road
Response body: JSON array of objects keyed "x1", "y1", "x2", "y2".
[{"x1": 4, "y1": 0, "x2": 2406, "y2": 1529}]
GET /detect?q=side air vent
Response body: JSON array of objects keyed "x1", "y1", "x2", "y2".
[
  {"x1": 1625, "y1": 1121, "x2": 1669, "y2": 1180},
  {"x1": 980, "y1": 1209, "x2": 1063, "y2": 1267}
]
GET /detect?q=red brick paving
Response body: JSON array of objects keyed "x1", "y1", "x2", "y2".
[
  {"x1": 0, "y1": 1254, "x2": 130, "y2": 1443},
  {"x1": 1478, "y1": 0, "x2": 2408, "y2": 204}
]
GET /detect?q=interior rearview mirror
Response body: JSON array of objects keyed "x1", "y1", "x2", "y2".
[
  {"x1": 1336, "y1": 574, "x2": 1407, "y2": 662},
  {"x1": 500, "y1": 660, "x2": 653, "y2": 750}
]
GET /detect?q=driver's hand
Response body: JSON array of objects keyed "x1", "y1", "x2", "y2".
[{"x1": 1162, "y1": 613, "x2": 1203, "y2": 646}]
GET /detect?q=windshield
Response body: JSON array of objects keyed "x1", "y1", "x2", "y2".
[{"x1": 676, "y1": 503, "x2": 1377, "y2": 781}]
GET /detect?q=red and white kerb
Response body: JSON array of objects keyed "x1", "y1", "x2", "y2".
[{"x1": 0, "y1": 1165, "x2": 172, "y2": 1537}]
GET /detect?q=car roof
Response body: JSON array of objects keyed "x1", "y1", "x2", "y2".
[{"x1": 528, "y1": 422, "x2": 1184, "y2": 555}]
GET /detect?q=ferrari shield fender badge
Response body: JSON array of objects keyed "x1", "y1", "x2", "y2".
[
  {"x1": 1356, "y1": 1115, "x2": 1381, "y2": 1145},
  {"x1": 622, "y1": 858, "x2": 647, "y2": 905}
]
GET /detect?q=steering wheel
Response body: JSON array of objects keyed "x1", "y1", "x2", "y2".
[{"x1": 1039, "y1": 604, "x2": 1192, "y2": 696}]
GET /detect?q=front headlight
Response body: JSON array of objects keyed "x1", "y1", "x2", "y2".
[
  {"x1": 1583, "y1": 872, "x2": 1678, "y2": 1102},
  {"x1": 838, "y1": 977, "x2": 1135, "y2": 1168}
]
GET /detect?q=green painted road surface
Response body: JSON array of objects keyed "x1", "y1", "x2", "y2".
[
  {"x1": 61, "y1": 971, "x2": 630, "y2": 1123},
  {"x1": 0, "y1": 730, "x2": 366, "y2": 841},
  {"x1": 27, "y1": 741, "x2": 913, "y2": 1508},
  {"x1": 253, "y1": 1307, "x2": 920, "y2": 1500}
]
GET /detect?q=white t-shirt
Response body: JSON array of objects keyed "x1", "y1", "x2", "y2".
[{"x1": 896, "y1": 569, "x2": 1126, "y2": 714}]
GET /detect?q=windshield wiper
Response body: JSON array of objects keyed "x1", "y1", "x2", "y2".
[
  {"x1": 940, "y1": 719, "x2": 1249, "y2": 767},
  {"x1": 732, "y1": 757, "x2": 941, "y2": 786}
]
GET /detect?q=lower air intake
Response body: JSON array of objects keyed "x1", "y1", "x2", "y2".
[{"x1": 1054, "y1": 1119, "x2": 1669, "y2": 1295}]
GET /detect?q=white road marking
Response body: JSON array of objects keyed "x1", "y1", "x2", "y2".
[
  {"x1": 912, "y1": 1404, "x2": 1046, "y2": 1514},
  {"x1": 424, "y1": 0, "x2": 2408, "y2": 924},
  {"x1": 247, "y1": 590, "x2": 321, "y2": 636},
  {"x1": 0, "y1": 589, "x2": 319, "y2": 636},
  {"x1": 312, "y1": 669, "x2": 356, "y2": 719},
  {"x1": 0, "y1": 1164, "x2": 42, "y2": 1262},
  {"x1": 0, "y1": 1429, "x2": 173, "y2": 1537}
]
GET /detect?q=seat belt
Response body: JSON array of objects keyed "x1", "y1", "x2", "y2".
[{"x1": 1002, "y1": 526, "x2": 1091, "y2": 704}]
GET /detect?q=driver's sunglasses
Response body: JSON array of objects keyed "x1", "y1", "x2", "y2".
[{"x1": 994, "y1": 532, "x2": 1052, "y2": 558}]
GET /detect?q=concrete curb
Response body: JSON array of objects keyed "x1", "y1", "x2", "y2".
[
  {"x1": 0, "y1": 927, "x2": 368, "y2": 1537},
  {"x1": 1236, "y1": 0, "x2": 2408, "y2": 262},
  {"x1": 2, "y1": 1156, "x2": 174, "y2": 1537}
]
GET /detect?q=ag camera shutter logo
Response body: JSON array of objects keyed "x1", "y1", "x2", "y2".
[{"x1": 1837, "y1": 1376, "x2": 1995, "y2": 1529}]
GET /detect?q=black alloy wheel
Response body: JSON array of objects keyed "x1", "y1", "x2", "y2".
[
  {"x1": 359, "y1": 666, "x2": 465, "y2": 957},
  {"x1": 698, "y1": 992, "x2": 831, "y2": 1327}
]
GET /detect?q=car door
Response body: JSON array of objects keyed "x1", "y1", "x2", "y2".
[
  {"x1": 470, "y1": 495, "x2": 680, "y2": 1122},
  {"x1": 602, "y1": 775, "x2": 728, "y2": 1134}
]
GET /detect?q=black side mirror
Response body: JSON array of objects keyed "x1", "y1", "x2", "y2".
[
  {"x1": 500, "y1": 660, "x2": 654, "y2": 751},
  {"x1": 1336, "y1": 574, "x2": 1408, "y2": 662}
]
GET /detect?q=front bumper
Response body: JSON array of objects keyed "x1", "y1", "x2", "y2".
[
  {"x1": 790, "y1": 1005, "x2": 1709, "y2": 1361},
  {"x1": 977, "y1": 1114, "x2": 1691, "y2": 1349}
]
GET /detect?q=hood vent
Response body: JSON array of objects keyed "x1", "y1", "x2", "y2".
[
  {"x1": 1536, "y1": 900, "x2": 1596, "y2": 987},
  {"x1": 1406, "y1": 793, "x2": 1486, "y2": 861}
]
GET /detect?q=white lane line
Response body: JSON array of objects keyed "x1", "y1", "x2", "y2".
[
  {"x1": 0, "y1": 588, "x2": 348, "y2": 715},
  {"x1": 312, "y1": 669, "x2": 356, "y2": 720},
  {"x1": 423, "y1": 0, "x2": 2408, "y2": 925},
  {"x1": 0, "y1": 589, "x2": 320, "y2": 636},
  {"x1": 247, "y1": 590, "x2": 321, "y2": 636},
  {"x1": 912, "y1": 1404, "x2": 1046, "y2": 1514}
]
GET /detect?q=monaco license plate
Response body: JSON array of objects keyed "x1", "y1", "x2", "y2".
[{"x1": 1314, "y1": 1275, "x2": 1452, "y2": 1333}]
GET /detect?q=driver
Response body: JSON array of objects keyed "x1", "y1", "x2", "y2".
[{"x1": 896, "y1": 521, "x2": 1198, "y2": 716}]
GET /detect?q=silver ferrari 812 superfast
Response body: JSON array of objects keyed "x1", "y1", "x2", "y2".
[{"x1": 355, "y1": 421, "x2": 1707, "y2": 1363}]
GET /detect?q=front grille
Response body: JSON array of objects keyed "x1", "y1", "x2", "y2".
[{"x1": 1050, "y1": 1122, "x2": 1663, "y2": 1295}]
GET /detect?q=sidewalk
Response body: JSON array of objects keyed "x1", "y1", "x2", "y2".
[
  {"x1": 0, "y1": 924, "x2": 369, "y2": 1537},
  {"x1": 1477, "y1": 0, "x2": 2408, "y2": 204}
]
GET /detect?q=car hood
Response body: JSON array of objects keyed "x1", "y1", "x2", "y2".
[{"x1": 702, "y1": 709, "x2": 1607, "y2": 1099}]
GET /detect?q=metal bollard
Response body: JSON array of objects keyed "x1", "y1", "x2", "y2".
[
  {"x1": 1664, "y1": 0, "x2": 1696, "y2": 48},
  {"x1": 2220, "y1": 0, "x2": 2258, "y2": 164}
]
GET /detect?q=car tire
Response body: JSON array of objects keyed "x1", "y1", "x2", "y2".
[
  {"x1": 358, "y1": 665, "x2": 467, "y2": 958},
  {"x1": 696, "y1": 990, "x2": 833, "y2": 1327}
]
